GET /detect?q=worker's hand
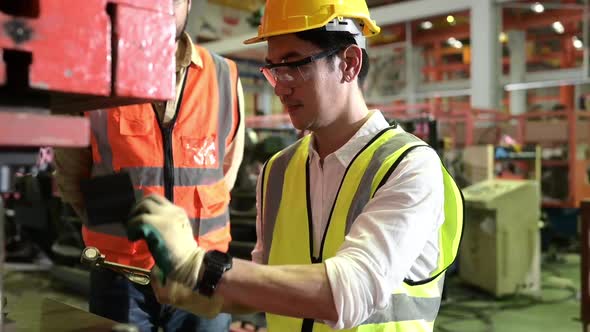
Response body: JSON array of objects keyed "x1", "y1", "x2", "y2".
[
  {"x1": 127, "y1": 194, "x2": 204, "y2": 289},
  {"x1": 151, "y1": 266, "x2": 223, "y2": 318}
]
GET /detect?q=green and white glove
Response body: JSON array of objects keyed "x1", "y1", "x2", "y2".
[{"x1": 127, "y1": 194, "x2": 204, "y2": 289}]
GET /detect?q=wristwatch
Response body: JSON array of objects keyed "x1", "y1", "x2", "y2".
[{"x1": 197, "y1": 250, "x2": 233, "y2": 297}]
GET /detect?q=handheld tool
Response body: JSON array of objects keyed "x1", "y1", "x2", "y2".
[{"x1": 81, "y1": 246, "x2": 151, "y2": 285}]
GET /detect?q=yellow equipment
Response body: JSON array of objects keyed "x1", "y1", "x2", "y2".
[{"x1": 459, "y1": 179, "x2": 541, "y2": 297}]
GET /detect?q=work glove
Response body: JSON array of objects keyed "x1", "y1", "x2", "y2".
[
  {"x1": 151, "y1": 266, "x2": 224, "y2": 318},
  {"x1": 127, "y1": 194, "x2": 204, "y2": 289}
]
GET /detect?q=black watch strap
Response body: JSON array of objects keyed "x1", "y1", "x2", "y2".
[
  {"x1": 197, "y1": 250, "x2": 232, "y2": 297},
  {"x1": 198, "y1": 265, "x2": 224, "y2": 297}
]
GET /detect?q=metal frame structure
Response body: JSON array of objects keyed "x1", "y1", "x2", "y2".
[
  {"x1": 516, "y1": 108, "x2": 590, "y2": 208},
  {"x1": 374, "y1": 101, "x2": 590, "y2": 208},
  {"x1": 377, "y1": 102, "x2": 508, "y2": 146}
]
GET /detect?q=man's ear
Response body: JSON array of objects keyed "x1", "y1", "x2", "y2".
[
  {"x1": 341, "y1": 45, "x2": 363, "y2": 83},
  {"x1": 188, "y1": 0, "x2": 192, "y2": 11}
]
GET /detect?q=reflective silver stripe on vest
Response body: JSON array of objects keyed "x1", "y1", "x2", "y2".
[
  {"x1": 86, "y1": 204, "x2": 231, "y2": 238},
  {"x1": 123, "y1": 167, "x2": 164, "y2": 187},
  {"x1": 261, "y1": 140, "x2": 303, "y2": 265},
  {"x1": 91, "y1": 167, "x2": 226, "y2": 188},
  {"x1": 188, "y1": 51, "x2": 234, "y2": 238},
  {"x1": 210, "y1": 51, "x2": 234, "y2": 174},
  {"x1": 175, "y1": 167, "x2": 224, "y2": 187},
  {"x1": 190, "y1": 208, "x2": 230, "y2": 237},
  {"x1": 362, "y1": 276, "x2": 444, "y2": 324},
  {"x1": 88, "y1": 110, "x2": 114, "y2": 176},
  {"x1": 345, "y1": 133, "x2": 426, "y2": 234}
]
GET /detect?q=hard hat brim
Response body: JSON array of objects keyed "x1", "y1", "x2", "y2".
[
  {"x1": 243, "y1": 18, "x2": 380, "y2": 46},
  {"x1": 243, "y1": 22, "x2": 381, "y2": 45},
  {"x1": 243, "y1": 35, "x2": 265, "y2": 45}
]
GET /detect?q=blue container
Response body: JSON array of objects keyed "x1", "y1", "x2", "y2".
[{"x1": 541, "y1": 207, "x2": 579, "y2": 250}]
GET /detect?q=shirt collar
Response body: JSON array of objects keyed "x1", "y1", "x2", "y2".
[
  {"x1": 176, "y1": 32, "x2": 203, "y2": 71},
  {"x1": 309, "y1": 110, "x2": 395, "y2": 166}
]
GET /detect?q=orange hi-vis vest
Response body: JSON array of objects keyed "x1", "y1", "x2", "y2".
[{"x1": 84, "y1": 46, "x2": 239, "y2": 269}]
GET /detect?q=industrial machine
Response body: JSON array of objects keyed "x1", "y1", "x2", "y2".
[
  {"x1": 459, "y1": 179, "x2": 541, "y2": 297},
  {"x1": 0, "y1": 0, "x2": 175, "y2": 330}
]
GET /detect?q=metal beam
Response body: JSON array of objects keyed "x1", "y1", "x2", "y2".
[
  {"x1": 367, "y1": 66, "x2": 588, "y2": 103},
  {"x1": 420, "y1": 79, "x2": 471, "y2": 92},
  {"x1": 405, "y1": 22, "x2": 417, "y2": 106},
  {"x1": 470, "y1": 0, "x2": 500, "y2": 109},
  {"x1": 414, "y1": 25, "x2": 470, "y2": 45},
  {"x1": 504, "y1": 9, "x2": 582, "y2": 31},
  {"x1": 524, "y1": 68, "x2": 586, "y2": 83},
  {"x1": 505, "y1": 78, "x2": 590, "y2": 91},
  {"x1": 508, "y1": 30, "x2": 527, "y2": 115}
]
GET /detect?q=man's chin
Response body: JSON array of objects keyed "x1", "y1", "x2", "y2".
[{"x1": 289, "y1": 118, "x2": 310, "y2": 132}]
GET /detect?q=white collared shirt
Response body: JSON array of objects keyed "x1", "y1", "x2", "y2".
[{"x1": 251, "y1": 111, "x2": 445, "y2": 329}]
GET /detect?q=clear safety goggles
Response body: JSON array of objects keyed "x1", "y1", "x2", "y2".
[{"x1": 260, "y1": 48, "x2": 341, "y2": 88}]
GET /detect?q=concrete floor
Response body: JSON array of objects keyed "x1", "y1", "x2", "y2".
[
  {"x1": 2, "y1": 253, "x2": 582, "y2": 332},
  {"x1": 436, "y1": 253, "x2": 581, "y2": 332}
]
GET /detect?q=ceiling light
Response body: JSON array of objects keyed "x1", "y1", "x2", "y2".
[
  {"x1": 531, "y1": 2, "x2": 545, "y2": 13},
  {"x1": 447, "y1": 37, "x2": 463, "y2": 49},
  {"x1": 421, "y1": 21, "x2": 433, "y2": 30},
  {"x1": 552, "y1": 21, "x2": 565, "y2": 34},
  {"x1": 446, "y1": 15, "x2": 456, "y2": 25},
  {"x1": 573, "y1": 36, "x2": 584, "y2": 49},
  {"x1": 499, "y1": 32, "x2": 508, "y2": 43}
]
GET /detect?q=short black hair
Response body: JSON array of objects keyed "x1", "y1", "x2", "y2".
[{"x1": 295, "y1": 27, "x2": 370, "y2": 87}]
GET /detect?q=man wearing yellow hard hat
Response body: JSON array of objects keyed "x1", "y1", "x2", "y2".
[{"x1": 126, "y1": 0, "x2": 464, "y2": 331}]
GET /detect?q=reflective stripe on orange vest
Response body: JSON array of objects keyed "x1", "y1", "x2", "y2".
[{"x1": 84, "y1": 47, "x2": 238, "y2": 269}]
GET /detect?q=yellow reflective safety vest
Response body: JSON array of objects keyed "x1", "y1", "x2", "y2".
[{"x1": 259, "y1": 125, "x2": 464, "y2": 332}]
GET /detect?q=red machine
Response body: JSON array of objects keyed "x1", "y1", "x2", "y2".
[
  {"x1": 0, "y1": 0, "x2": 175, "y2": 102},
  {"x1": 0, "y1": 0, "x2": 176, "y2": 147},
  {"x1": 0, "y1": 1, "x2": 175, "y2": 330}
]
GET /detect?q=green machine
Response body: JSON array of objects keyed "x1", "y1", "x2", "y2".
[{"x1": 459, "y1": 179, "x2": 541, "y2": 297}]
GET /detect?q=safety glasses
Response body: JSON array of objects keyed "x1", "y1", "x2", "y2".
[{"x1": 260, "y1": 48, "x2": 341, "y2": 87}]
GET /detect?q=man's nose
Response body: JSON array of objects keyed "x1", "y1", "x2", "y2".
[{"x1": 274, "y1": 81, "x2": 293, "y2": 98}]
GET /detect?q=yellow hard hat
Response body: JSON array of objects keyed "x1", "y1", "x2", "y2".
[{"x1": 244, "y1": 0, "x2": 381, "y2": 45}]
